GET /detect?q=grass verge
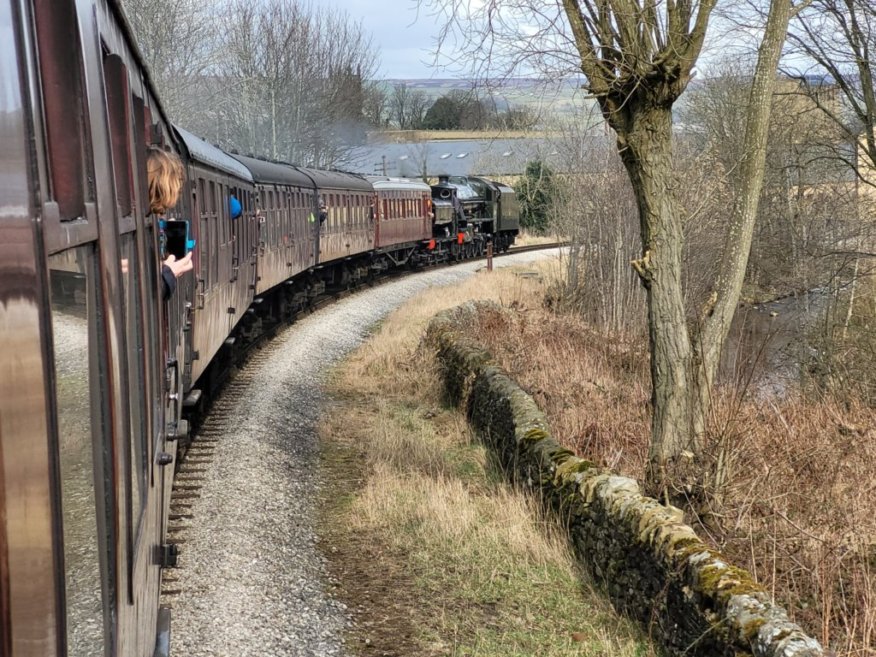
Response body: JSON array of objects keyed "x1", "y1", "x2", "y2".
[{"x1": 316, "y1": 264, "x2": 656, "y2": 657}]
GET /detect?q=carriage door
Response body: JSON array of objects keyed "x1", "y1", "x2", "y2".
[
  {"x1": 105, "y1": 52, "x2": 169, "y2": 655},
  {"x1": 250, "y1": 191, "x2": 259, "y2": 290}
]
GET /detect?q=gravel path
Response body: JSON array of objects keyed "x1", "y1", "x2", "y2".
[{"x1": 167, "y1": 251, "x2": 558, "y2": 657}]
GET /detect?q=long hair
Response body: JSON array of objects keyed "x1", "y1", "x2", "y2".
[{"x1": 147, "y1": 147, "x2": 184, "y2": 215}]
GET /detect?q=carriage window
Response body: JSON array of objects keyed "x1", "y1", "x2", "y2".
[
  {"x1": 268, "y1": 190, "x2": 275, "y2": 246},
  {"x1": 48, "y1": 246, "x2": 105, "y2": 657},
  {"x1": 218, "y1": 188, "x2": 225, "y2": 247},
  {"x1": 216, "y1": 185, "x2": 228, "y2": 246},
  {"x1": 120, "y1": 235, "x2": 146, "y2": 539},
  {"x1": 259, "y1": 191, "x2": 267, "y2": 246},
  {"x1": 224, "y1": 190, "x2": 231, "y2": 246},
  {"x1": 130, "y1": 96, "x2": 149, "y2": 217},
  {"x1": 103, "y1": 54, "x2": 134, "y2": 217},
  {"x1": 33, "y1": 0, "x2": 93, "y2": 221},
  {"x1": 234, "y1": 190, "x2": 244, "y2": 263},
  {"x1": 143, "y1": 226, "x2": 162, "y2": 459}
]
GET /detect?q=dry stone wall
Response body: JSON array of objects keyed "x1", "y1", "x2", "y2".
[{"x1": 425, "y1": 301, "x2": 823, "y2": 657}]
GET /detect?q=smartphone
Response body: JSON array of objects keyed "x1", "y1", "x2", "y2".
[{"x1": 164, "y1": 219, "x2": 196, "y2": 259}]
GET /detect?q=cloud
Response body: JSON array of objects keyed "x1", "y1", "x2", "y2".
[{"x1": 310, "y1": 0, "x2": 440, "y2": 78}]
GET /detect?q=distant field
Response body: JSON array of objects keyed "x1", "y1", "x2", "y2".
[{"x1": 380, "y1": 78, "x2": 594, "y2": 115}]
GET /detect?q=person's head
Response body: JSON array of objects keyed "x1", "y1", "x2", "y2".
[{"x1": 147, "y1": 147, "x2": 184, "y2": 215}]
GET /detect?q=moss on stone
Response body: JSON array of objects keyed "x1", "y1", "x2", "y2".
[
  {"x1": 425, "y1": 301, "x2": 824, "y2": 657},
  {"x1": 695, "y1": 562, "x2": 760, "y2": 605},
  {"x1": 740, "y1": 617, "x2": 767, "y2": 643},
  {"x1": 554, "y1": 457, "x2": 596, "y2": 481},
  {"x1": 665, "y1": 535, "x2": 702, "y2": 557},
  {"x1": 522, "y1": 427, "x2": 550, "y2": 443}
]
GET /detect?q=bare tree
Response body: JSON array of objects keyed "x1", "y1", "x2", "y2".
[
  {"x1": 363, "y1": 83, "x2": 389, "y2": 128},
  {"x1": 499, "y1": 105, "x2": 540, "y2": 130},
  {"x1": 121, "y1": 0, "x2": 219, "y2": 120},
  {"x1": 786, "y1": 0, "x2": 876, "y2": 181},
  {"x1": 388, "y1": 83, "x2": 431, "y2": 129},
  {"x1": 164, "y1": 0, "x2": 378, "y2": 167},
  {"x1": 425, "y1": 0, "x2": 798, "y2": 499},
  {"x1": 547, "y1": 127, "x2": 647, "y2": 334}
]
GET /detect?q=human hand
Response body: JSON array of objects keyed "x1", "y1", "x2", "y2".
[{"x1": 163, "y1": 252, "x2": 194, "y2": 278}]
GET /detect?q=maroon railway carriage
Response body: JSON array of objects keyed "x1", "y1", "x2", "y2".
[
  {"x1": 229, "y1": 154, "x2": 318, "y2": 295},
  {"x1": 1, "y1": 1, "x2": 189, "y2": 655},
  {"x1": 368, "y1": 177, "x2": 433, "y2": 269},
  {"x1": 173, "y1": 127, "x2": 256, "y2": 396},
  {"x1": 296, "y1": 168, "x2": 375, "y2": 265}
]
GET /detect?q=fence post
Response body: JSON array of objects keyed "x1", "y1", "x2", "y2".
[{"x1": 486, "y1": 241, "x2": 493, "y2": 272}]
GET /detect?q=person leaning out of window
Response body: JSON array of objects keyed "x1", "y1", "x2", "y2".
[{"x1": 147, "y1": 147, "x2": 194, "y2": 299}]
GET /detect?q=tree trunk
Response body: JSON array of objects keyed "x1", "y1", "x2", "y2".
[
  {"x1": 615, "y1": 105, "x2": 695, "y2": 499},
  {"x1": 691, "y1": 0, "x2": 793, "y2": 474}
]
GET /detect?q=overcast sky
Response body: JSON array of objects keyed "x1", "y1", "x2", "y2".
[
  {"x1": 306, "y1": 1, "x2": 808, "y2": 82},
  {"x1": 311, "y1": 0, "x2": 448, "y2": 79}
]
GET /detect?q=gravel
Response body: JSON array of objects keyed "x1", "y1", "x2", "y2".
[{"x1": 167, "y1": 250, "x2": 559, "y2": 657}]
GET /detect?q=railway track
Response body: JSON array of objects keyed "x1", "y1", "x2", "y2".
[
  {"x1": 160, "y1": 349, "x2": 271, "y2": 604},
  {"x1": 157, "y1": 243, "x2": 564, "y2": 650}
]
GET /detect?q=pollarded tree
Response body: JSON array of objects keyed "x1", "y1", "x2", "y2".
[{"x1": 425, "y1": 0, "x2": 798, "y2": 500}]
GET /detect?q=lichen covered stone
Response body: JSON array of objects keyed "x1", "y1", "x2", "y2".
[{"x1": 425, "y1": 302, "x2": 824, "y2": 657}]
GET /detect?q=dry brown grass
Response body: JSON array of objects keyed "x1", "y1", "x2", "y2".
[
  {"x1": 319, "y1": 260, "x2": 656, "y2": 656},
  {"x1": 459, "y1": 275, "x2": 876, "y2": 657},
  {"x1": 513, "y1": 231, "x2": 563, "y2": 247},
  {"x1": 324, "y1": 256, "x2": 875, "y2": 655},
  {"x1": 706, "y1": 394, "x2": 876, "y2": 655}
]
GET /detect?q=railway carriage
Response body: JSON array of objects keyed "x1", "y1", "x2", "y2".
[
  {"x1": 175, "y1": 127, "x2": 257, "y2": 397},
  {"x1": 230, "y1": 154, "x2": 318, "y2": 295},
  {"x1": 368, "y1": 176, "x2": 433, "y2": 270},
  {"x1": 1, "y1": 2, "x2": 520, "y2": 655},
  {"x1": 298, "y1": 168, "x2": 375, "y2": 284},
  {"x1": 1, "y1": 1, "x2": 189, "y2": 655}
]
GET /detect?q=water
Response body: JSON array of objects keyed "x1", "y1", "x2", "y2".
[{"x1": 719, "y1": 290, "x2": 829, "y2": 398}]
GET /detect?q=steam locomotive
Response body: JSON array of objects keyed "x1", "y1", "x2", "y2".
[{"x1": 0, "y1": 1, "x2": 518, "y2": 656}]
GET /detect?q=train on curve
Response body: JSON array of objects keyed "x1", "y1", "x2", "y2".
[{"x1": 0, "y1": 1, "x2": 519, "y2": 656}]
